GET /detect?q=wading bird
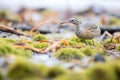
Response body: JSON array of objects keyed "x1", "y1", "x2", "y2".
[{"x1": 61, "y1": 17, "x2": 101, "y2": 46}]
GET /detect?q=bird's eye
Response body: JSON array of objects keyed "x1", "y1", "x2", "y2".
[{"x1": 71, "y1": 20, "x2": 74, "y2": 21}]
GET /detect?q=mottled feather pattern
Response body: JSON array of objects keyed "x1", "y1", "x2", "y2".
[
  {"x1": 75, "y1": 22, "x2": 100, "y2": 39},
  {"x1": 81, "y1": 22, "x2": 98, "y2": 30}
]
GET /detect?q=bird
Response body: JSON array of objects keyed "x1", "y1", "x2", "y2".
[{"x1": 61, "y1": 17, "x2": 101, "y2": 46}]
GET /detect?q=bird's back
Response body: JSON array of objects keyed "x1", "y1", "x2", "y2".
[
  {"x1": 80, "y1": 22, "x2": 98, "y2": 30},
  {"x1": 76, "y1": 22, "x2": 101, "y2": 39}
]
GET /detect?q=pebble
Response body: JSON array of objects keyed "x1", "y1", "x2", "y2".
[{"x1": 94, "y1": 54, "x2": 106, "y2": 62}]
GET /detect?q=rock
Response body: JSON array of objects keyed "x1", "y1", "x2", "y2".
[{"x1": 94, "y1": 54, "x2": 106, "y2": 62}]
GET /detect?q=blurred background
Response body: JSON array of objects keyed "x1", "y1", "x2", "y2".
[
  {"x1": 0, "y1": 0, "x2": 120, "y2": 34},
  {"x1": 0, "y1": 0, "x2": 120, "y2": 12},
  {"x1": 0, "y1": 1, "x2": 120, "y2": 80}
]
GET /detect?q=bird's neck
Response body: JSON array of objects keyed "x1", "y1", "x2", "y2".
[{"x1": 75, "y1": 24, "x2": 80, "y2": 32}]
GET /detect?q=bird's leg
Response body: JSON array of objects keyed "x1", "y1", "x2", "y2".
[
  {"x1": 92, "y1": 39, "x2": 94, "y2": 46},
  {"x1": 83, "y1": 39, "x2": 88, "y2": 45},
  {"x1": 110, "y1": 35, "x2": 114, "y2": 43},
  {"x1": 100, "y1": 31, "x2": 112, "y2": 40},
  {"x1": 81, "y1": 39, "x2": 84, "y2": 43}
]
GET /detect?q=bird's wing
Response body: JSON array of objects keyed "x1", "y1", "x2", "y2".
[
  {"x1": 83, "y1": 29, "x2": 99, "y2": 38},
  {"x1": 82, "y1": 22, "x2": 98, "y2": 30}
]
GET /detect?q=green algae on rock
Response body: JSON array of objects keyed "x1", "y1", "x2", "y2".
[{"x1": 54, "y1": 48, "x2": 84, "y2": 61}]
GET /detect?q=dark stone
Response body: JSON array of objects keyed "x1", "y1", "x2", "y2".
[{"x1": 94, "y1": 54, "x2": 106, "y2": 62}]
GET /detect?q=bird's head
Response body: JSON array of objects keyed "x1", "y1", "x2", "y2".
[
  {"x1": 60, "y1": 17, "x2": 80, "y2": 25},
  {"x1": 69, "y1": 17, "x2": 80, "y2": 25}
]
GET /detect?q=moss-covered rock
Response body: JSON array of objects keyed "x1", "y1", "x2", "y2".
[
  {"x1": 108, "y1": 60, "x2": 120, "y2": 80},
  {"x1": 85, "y1": 63, "x2": 117, "y2": 80},
  {"x1": 93, "y1": 47, "x2": 105, "y2": 55},
  {"x1": 7, "y1": 58, "x2": 43, "y2": 80},
  {"x1": 54, "y1": 48, "x2": 84, "y2": 61},
  {"x1": 0, "y1": 10, "x2": 8, "y2": 18},
  {"x1": 69, "y1": 36, "x2": 102, "y2": 47},
  {"x1": 79, "y1": 46, "x2": 104, "y2": 56},
  {"x1": 15, "y1": 49, "x2": 32, "y2": 57},
  {"x1": 79, "y1": 47, "x2": 95, "y2": 56},
  {"x1": 55, "y1": 72, "x2": 82, "y2": 80},
  {"x1": 0, "y1": 70, "x2": 3, "y2": 80},
  {"x1": 69, "y1": 36, "x2": 82, "y2": 43},
  {"x1": 59, "y1": 39, "x2": 86, "y2": 47},
  {"x1": 33, "y1": 42, "x2": 48, "y2": 49},
  {"x1": 116, "y1": 44, "x2": 120, "y2": 51},
  {"x1": 109, "y1": 17, "x2": 120, "y2": 26},
  {"x1": 104, "y1": 38, "x2": 116, "y2": 45},
  {"x1": 7, "y1": 57, "x2": 68, "y2": 80},
  {"x1": 68, "y1": 40, "x2": 86, "y2": 47},
  {"x1": 22, "y1": 77, "x2": 43, "y2": 80},
  {"x1": 86, "y1": 39, "x2": 103, "y2": 47},
  {"x1": 0, "y1": 38, "x2": 16, "y2": 43},
  {"x1": 33, "y1": 34, "x2": 47, "y2": 41},
  {"x1": 46, "y1": 66, "x2": 67, "y2": 79},
  {"x1": 0, "y1": 40, "x2": 31, "y2": 57}
]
